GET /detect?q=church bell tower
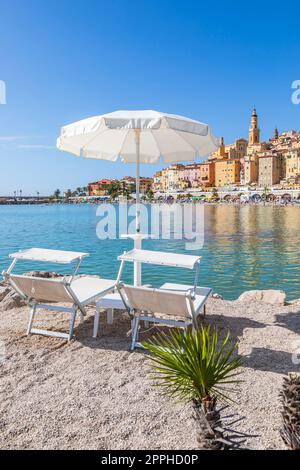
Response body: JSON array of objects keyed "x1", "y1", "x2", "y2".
[{"x1": 249, "y1": 107, "x2": 260, "y2": 145}]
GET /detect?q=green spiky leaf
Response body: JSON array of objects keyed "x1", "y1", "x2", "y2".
[{"x1": 142, "y1": 326, "x2": 242, "y2": 404}]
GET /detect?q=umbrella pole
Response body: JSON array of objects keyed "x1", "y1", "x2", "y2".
[{"x1": 134, "y1": 129, "x2": 141, "y2": 286}]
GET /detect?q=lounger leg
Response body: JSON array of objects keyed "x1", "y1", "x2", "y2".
[
  {"x1": 131, "y1": 315, "x2": 140, "y2": 351},
  {"x1": 191, "y1": 316, "x2": 199, "y2": 334},
  {"x1": 107, "y1": 308, "x2": 114, "y2": 325},
  {"x1": 93, "y1": 308, "x2": 100, "y2": 338},
  {"x1": 68, "y1": 307, "x2": 77, "y2": 341},
  {"x1": 203, "y1": 304, "x2": 206, "y2": 318},
  {"x1": 27, "y1": 303, "x2": 37, "y2": 335}
]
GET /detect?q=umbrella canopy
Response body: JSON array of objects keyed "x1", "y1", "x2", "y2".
[{"x1": 57, "y1": 110, "x2": 219, "y2": 163}]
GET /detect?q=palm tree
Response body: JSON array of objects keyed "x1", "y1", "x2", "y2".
[
  {"x1": 120, "y1": 182, "x2": 134, "y2": 200},
  {"x1": 146, "y1": 188, "x2": 154, "y2": 202},
  {"x1": 211, "y1": 187, "x2": 219, "y2": 200},
  {"x1": 53, "y1": 189, "x2": 61, "y2": 199},
  {"x1": 280, "y1": 373, "x2": 300, "y2": 449},
  {"x1": 74, "y1": 187, "x2": 80, "y2": 196},
  {"x1": 107, "y1": 182, "x2": 121, "y2": 200},
  {"x1": 65, "y1": 189, "x2": 73, "y2": 199},
  {"x1": 262, "y1": 186, "x2": 270, "y2": 201},
  {"x1": 142, "y1": 326, "x2": 242, "y2": 449}
]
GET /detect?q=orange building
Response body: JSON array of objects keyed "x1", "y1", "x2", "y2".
[
  {"x1": 199, "y1": 162, "x2": 215, "y2": 187},
  {"x1": 88, "y1": 179, "x2": 113, "y2": 196},
  {"x1": 139, "y1": 177, "x2": 153, "y2": 194}
]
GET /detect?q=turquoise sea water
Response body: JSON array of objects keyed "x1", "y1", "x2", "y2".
[{"x1": 1, "y1": 203, "x2": 300, "y2": 300}]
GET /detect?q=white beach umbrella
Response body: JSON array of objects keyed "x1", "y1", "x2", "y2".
[{"x1": 57, "y1": 109, "x2": 219, "y2": 284}]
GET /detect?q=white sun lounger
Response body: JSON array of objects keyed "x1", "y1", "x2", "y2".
[
  {"x1": 4, "y1": 274, "x2": 116, "y2": 340},
  {"x1": 3, "y1": 248, "x2": 116, "y2": 340},
  {"x1": 92, "y1": 249, "x2": 203, "y2": 339},
  {"x1": 117, "y1": 282, "x2": 212, "y2": 350}
]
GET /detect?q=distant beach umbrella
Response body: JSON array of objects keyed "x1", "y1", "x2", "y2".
[{"x1": 57, "y1": 110, "x2": 219, "y2": 284}]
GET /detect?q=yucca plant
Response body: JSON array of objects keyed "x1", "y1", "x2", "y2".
[
  {"x1": 280, "y1": 374, "x2": 300, "y2": 450},
  {"x1": 142, "y1": 325, "x2": 242, "y2": 449}
]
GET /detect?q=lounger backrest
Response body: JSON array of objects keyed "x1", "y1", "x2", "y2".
[
  {"x1": 8, "y1": 275, "x2": 74, "y2": 303},
  {"x1": 121, "y1": 284, "x2": 193, "y2": 318}
]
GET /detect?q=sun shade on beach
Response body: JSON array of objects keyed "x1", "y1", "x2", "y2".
[
  {"x1": 56, "y1": 110, "x2": 219, "y2": 163},
  {"x1": 57, "y1": 109, "x2": 219, "y2": 285}
]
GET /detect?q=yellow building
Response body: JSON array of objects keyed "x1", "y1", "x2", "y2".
[
  {"x1": 163, "y1": 164, "x2": 186, "y2": 191},
  {"x1": 153, "y1": 169, "x2": 169, "y2": 192},
  {"x1": 214, "y1": 159, "x2": 241, "y2": 187},
  {"x1": 209, "y1": 136, "x2": 227, "y2": 160},
  {"x1": 139, "y1": 177, "x2": 153, "y2": 194},
  {"x1": 152, "y1": 171, "x2": 162, "y2": 191},
  {"x1": 283, "y1": 148, "x2": 300, "y2": 180},
  {"x1": 152, "y1": 166, "x2": 185, "y2": 192},
  {"x1": 225, "y1": 138, "x2": 248, "y2": 160},
  {"x1": 209, "y1": 137, "x2": 247, "y2": 161}
]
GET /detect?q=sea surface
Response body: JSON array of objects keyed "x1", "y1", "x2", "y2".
[{"x1": 1, "y1": 203, "x2": 300, "y2": 300}]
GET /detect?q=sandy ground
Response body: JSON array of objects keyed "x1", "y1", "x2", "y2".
[{"x1": 0, "y1": 298, "x2": 299, "y2": 450}]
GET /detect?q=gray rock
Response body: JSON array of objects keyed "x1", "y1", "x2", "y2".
[
  {"x1": 0, "y1": 286, "x2": 11, "y2": 302},
  {"x1": 25, "y1": 271, "x2": 60, "y2": 278},
  {"x1": 212, "y1": 293, "x2": 224, "y2": 300},
  {"x1": 238, "y1": 289, "x2": 286, "y2": 305},
  {"x1": 0, "y1": 271, "x2": 60, "y2": 311},
  {"x1": 1, "y1": 291, "x2": 26, "y2": 311},
  {"x1": 285, "y1": 298, "x2": 300, "y2": 305}
]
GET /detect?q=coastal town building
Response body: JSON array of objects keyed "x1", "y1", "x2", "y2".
[
  {"x1": 180, "y1": 163, "x2": 201, "y2": 188},
  {"x1": 152, "y1": 170, "x2": 163, "y2": 192},
  {"x1": 153, "y1": 165, "x2": 187, "y2": 192},
  {"x1": 214, "y1": 159, "x2": 241, "y2": 187},
  {"x1": 88, "y1": 179, "x2": 114, "y2": 196},
  {"x1": 209, "y1": 136, "x2": 226, "y2": 160},
  {"x1": 120, "y1": 176, "x2": 135, "y2": 188},
  {"x1": 258, "y1": 151, "x2": 284, "y2": 187},
  {"x1": 139, "y1": 177, "x2": 153, "y2": 194},
  {"x1": 199, "y1": 162, "x2": 215, "y2": 187},
  {"x1": 152, "y1": 162, "x2": 216, "y2": 192},
  {"x1": 209, "y1": 137, "x2": 247, "y2": 162},
  {"x1": 165, "y1": 164, "x2": 185, "y2": 191},
  {"x1": 282, "y1": 148, "x2": 300, "y2": 184},
  {"x1": 209, "y1": 134, "x2": 247, "y2": 186},
  {"x1": 244, "y1": 154, "x2": 259, "y2": 185},
  {"x1": 88, "y1": 176, "x2": 152, "y2": 196}
]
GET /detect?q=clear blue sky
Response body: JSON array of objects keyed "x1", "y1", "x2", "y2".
[{"x1": 0, "y1": 0, "x2": 299, "y2": 195}]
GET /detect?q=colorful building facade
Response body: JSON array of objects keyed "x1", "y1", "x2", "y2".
[
  {"x1": 88, "y1": 179, "x2": 114, "y2": 196},
  {"x1": 214, "y1": 159, "x2": 241, "y2": 187},
  {"x1": 88, "y1": 109, "x2": 300, "y2": 193},
  {"x1": 258, "y1": 152, "x2": 284, "y2": 187}
]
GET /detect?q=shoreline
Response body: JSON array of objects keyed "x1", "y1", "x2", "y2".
[{"x1": 1, "y1": 200, "x2": 300, "y2": 207}]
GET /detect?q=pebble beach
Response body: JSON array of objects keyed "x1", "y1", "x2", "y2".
[{"x1": 1, "y1": 293, "x2": 299, "y2": 450}]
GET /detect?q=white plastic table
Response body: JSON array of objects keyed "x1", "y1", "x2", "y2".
[
  {"x1": 117, "y1": 248, "x2": 201, "y2": 291},
  {"x1": 93, "y1": 249, "x2": 202, "y2": 338}
]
